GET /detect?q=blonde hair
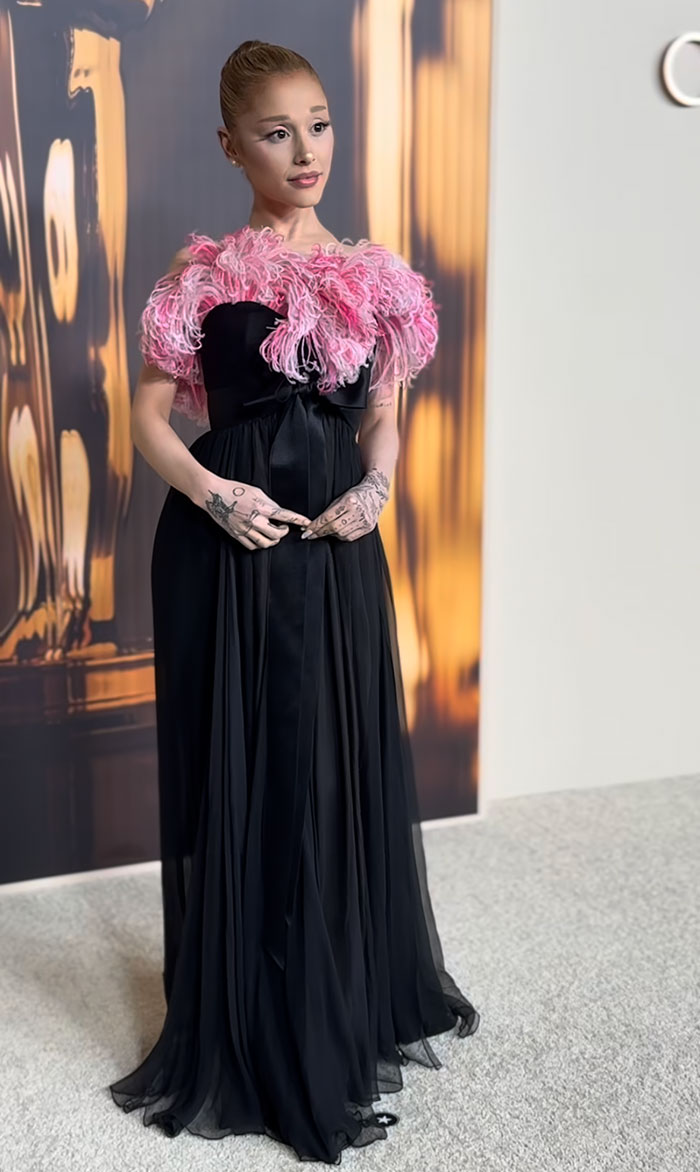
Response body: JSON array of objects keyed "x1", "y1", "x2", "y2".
[{"x1": 220, "y1": 40, "x2": 322, "y2": 135}]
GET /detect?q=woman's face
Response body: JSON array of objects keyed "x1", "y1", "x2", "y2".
[{"x1": 220, "y1": 71, "x2": 334, "y2": 209}]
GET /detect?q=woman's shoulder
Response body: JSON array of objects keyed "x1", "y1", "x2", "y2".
[
  {"x1": 163, "y1": 232, "x2": 222, "y2": 275},
  {"x1": 166, "y1": 245, "x2": 196, "y2": 274}
]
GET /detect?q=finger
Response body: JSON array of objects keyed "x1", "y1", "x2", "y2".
[
  {"x1": 314, "y1": 520, "x2": 339, "y2": 538},
  {"x1": 300, "y1": 513, "x2": 328, "y2": 539},
  {"x1": 268, "y1": 506, "x2": 312, "y2": 527},
  {"x1": 231, "y1": 518, "x2": 282, "y2": 548},
  {"x1": 304, "y1": 501, "x2": 352, "y2": 539},
  {"x1": 239, "y1": 529, "x2": 281, "y2": 549},
  {"x1": 316, "y1": 505, "x2": 357, "y2": 537},
  {"x1": 314, "y1": 509, "x2": 370, "y2": 541},
  {"x1": 242, "y1": 508, "x2": 289, "y2": 539},
  {"x1": 304, "y1": 520, "x2": 337, "y2": 540},
  {"x1": 251, "y1": 532, "x2": 283, "y2": 547},
  {"x1": 341, "y1": 520, "x2": 373, "y2": 540},
  {"x1": 251, "y1": 514, "x2": 290, "y2": 539},
  {"x1": 240, "y1": 513, "x2": 284, "y2": 545}
]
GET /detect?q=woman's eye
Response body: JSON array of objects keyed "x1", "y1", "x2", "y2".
[{"x1": 266, "y1": 121, "x2": 330, "y2": 141}]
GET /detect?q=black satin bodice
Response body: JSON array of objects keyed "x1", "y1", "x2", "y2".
[{"x1": 199, "y1": 301, "x2": 374, "y2": 429}]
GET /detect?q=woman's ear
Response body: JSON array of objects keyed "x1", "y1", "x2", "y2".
[{"x1": 217, "y1": 126, "x2": 235, "y2": 163}]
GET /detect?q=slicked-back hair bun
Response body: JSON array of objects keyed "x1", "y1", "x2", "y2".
[{"x1": 220, "y1": 40, "x2": 322, "y2": 134}]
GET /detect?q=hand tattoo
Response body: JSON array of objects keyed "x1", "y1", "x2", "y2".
[
  {"x1": 205, "y1": 488, "x2": 263, "y2": 540},
  {"x1": 201, "y1": 483, "x2": 303, "y2": 551},
  {"x1": 303, "y1": 466, "x2": 391, "y2": 542},
  {"x1": 361, "y1": 467, "x2": 390, "y2": 505},
  {"x1": 206, "y1": 490, "x2": 241, "y2": 530}
]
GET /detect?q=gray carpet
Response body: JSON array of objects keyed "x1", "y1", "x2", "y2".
[{"x1": 0, "y1": 775, "x2": 697, "y2": 1171}]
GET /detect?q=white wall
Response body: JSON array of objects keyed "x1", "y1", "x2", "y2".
[{"x1": 481, "y1": 1, "x2": 700, "y2": 800}]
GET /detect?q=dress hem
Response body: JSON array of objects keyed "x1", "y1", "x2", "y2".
[{"x1": 109, "y1": 1002, "x2": 480, "y2": 1165}]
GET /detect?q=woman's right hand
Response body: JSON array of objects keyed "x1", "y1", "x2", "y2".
[{"x1": 197, "y1": 474, "x2": 311, "y2": 550}]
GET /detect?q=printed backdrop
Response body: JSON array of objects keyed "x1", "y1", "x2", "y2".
[{"x1": 0, "y1": 0, "x2": 491, "y2": 883}]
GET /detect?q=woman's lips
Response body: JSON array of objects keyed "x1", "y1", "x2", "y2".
[{"x1": 288, "y1": 173, "x2": 321, "y2": 187}]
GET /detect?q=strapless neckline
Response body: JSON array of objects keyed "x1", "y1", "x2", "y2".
[
  {"x1": 138, "y1": 226, "x2": 439, "y2": 426},
  {"x1": 226, "y1": 223, "x2": 374, "y2": 261}
]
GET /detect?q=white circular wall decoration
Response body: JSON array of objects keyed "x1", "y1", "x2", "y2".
[{"x1": 662, "y1": 32, "x2": 700, "y2": 106}]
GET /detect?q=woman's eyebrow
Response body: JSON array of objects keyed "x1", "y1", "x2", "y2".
[{"x1": 256, "y1": 105, "x2": 328, "y2": 125}]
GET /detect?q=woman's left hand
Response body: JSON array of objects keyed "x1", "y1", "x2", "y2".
[{"x1": 301, "y1": 468, "x2": 391, "y2": 542}]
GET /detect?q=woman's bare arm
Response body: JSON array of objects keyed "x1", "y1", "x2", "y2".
[
  {"x1": 130, "y1": 364, "x2": 212, "y2": 503},
  {"x1": 131, "y1": 365, "x2": 311, "y2": 548},
  {"x1": 356, "y1": 388, "x2": 400, "y2": 492},
  {"x1": 131, "y1": 245, "x2": 213, "y2": 504}
]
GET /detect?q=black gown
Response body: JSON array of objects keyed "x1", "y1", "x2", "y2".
[{"x1": 109, "y1": 297, "x2": 480, "y2": 1164}]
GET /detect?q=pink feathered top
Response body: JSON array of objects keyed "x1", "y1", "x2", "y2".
[{"x1": 137, "y1": 224, "x2": 440, "y2": 428}]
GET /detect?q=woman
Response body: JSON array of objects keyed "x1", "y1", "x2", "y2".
[{"x1": 109, "y1": 38, "x2": 480, "y2": 1166}]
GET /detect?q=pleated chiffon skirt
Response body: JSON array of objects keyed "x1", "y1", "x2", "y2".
[{"x1": 109, "y1": 395, "x2": 479, "y2": 1164}]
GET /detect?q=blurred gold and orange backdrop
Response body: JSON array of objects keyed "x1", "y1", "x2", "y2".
[{"x1": 0, "y1": 0, "x2": 491, "y2": 883}]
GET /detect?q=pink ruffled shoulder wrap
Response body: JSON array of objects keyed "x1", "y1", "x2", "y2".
[{"x1": 137, "y1": 225, "x2": 440, "y2": 427}]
